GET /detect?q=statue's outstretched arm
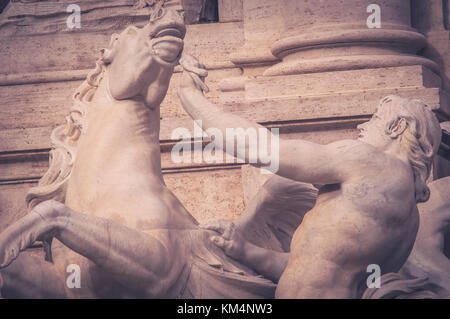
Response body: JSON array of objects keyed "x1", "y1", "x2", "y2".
[
  {"x1": 178, "y1": 55, "x2": 364, "y2": 185},
  {"x1": 0, "y1": 200, "x2": 171, "y2": 296},
  {"x1": 178, "y1": 56, "x2": 270, "y2": 167}
]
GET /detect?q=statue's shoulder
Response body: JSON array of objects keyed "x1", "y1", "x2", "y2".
[
  {"x1": 328, "y1": 139, "x2": 407, "y2": 178},
  {"x1": 327, "y1": 139, "x2": 375, "y2": 151},
  {"x1": 327, "y1": 139, "x2": 381, "y2": 162}
]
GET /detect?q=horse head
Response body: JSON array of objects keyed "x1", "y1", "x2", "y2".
[
  {"x1": 25, "y1": 8, "x2": 186, "y2": 209},
  {"x1": 98, "y1": 7, "x2": 186, "y2": 108}
]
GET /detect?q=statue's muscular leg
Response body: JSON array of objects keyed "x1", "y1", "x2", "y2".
[{"x1": 0, "y1": 200, "x2": 177, "y2": 297}]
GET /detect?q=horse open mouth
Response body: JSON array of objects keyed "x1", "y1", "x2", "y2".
[
  {"x1": 154, "y1": 27, "x2": 183, "y2": 39},
  {"x1": 151, "y1": 26, "x2": 185, "y2": 63}
]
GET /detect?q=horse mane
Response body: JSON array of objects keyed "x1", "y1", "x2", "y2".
[{"x1": 26, "y1": 59, "x2": 107, "y2": 209}]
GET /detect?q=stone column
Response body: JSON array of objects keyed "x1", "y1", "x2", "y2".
[
  {"x1": 229, "y1": 0, "x2": 284, "y2": 70},
  {"x1": 411, "y1": 0, "x2": 450, "y2": 91},
  {"x1": 264, "y1": 0, "x2": 438, "y2": 76}
]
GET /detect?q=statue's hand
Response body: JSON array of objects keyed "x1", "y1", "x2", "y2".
[
  {"x1": 179, "y1": 54, "x2": 209, "y2": 93},
  {"x1": 201, "y1": 219, "x2": 247, "y2": 261}
]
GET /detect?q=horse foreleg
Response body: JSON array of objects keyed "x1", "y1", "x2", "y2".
[
  {"x1": 0, "y1": 200, "x2": 179, "y2": 297},
  {"x1": 55, "y1": 206, "x2": 178, "y2": 296}
]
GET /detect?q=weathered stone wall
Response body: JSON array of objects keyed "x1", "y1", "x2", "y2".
[{"x1": 0, "y1": 0, "x2": 449, "y2": 231}]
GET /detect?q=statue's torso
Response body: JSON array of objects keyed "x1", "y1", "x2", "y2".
[{"x1": 277, "y1": 163, "x2": 419, "y2": 298}]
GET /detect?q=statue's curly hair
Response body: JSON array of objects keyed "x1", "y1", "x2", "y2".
[{"x1": 380, "y1": 95, "x2": 442, "y2": 203}]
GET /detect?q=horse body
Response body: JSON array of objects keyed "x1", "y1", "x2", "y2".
[
  {"x1": 1, "y1": 7, "x2": 200, "y2": 298},
  {"x1": 51, "y1": 75, "x2": 194, "y2": 298},
  {"x1": 53, "y1": 8, "x2": 201, "y2": 297}
]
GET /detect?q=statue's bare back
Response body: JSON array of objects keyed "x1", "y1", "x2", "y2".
[{"x1": 277, "y1": 141, "x2": 419, "y2": 298}]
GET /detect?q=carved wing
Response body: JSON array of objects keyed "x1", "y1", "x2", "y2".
[
  {"x1": 234, "y1": 174, "x2": 318, "y2": 253},
  {"x1": 398, "y1": 176, "x2": 450, "y2": 297},
  {"x1": 363, "y1": 176, "x2": 450, "y2": 299},
  {"x1": 361, "y1": 273, "x2": 439, "y2": 299}
]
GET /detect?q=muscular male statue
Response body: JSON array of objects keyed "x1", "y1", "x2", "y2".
[{"x1": 178, "y1": 56, "x2": 442, "y2": 298}]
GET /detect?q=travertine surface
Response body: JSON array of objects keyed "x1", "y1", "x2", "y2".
[{"x1": 0, "y1": 0, "x2": 449, "y2": 299}]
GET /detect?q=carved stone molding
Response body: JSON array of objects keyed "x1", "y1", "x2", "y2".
[
  {"x1": 229, "y1": 0, "x2": 283, "y2": 68},
  {"x1": 264, "y1": 0, "x2": 438, "y2": 76}
]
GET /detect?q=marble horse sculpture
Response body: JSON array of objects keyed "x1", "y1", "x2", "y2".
[{"x1": 0, "y1": 7, "x2": 317, "y2": 298}]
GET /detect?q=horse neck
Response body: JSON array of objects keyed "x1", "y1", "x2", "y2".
[
  {"x1": 70, "y1": 77, "x2": 164, "y2": 188},
  {"x1": 65, "y1": 74, "x2": 200, "y2": 229}
]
